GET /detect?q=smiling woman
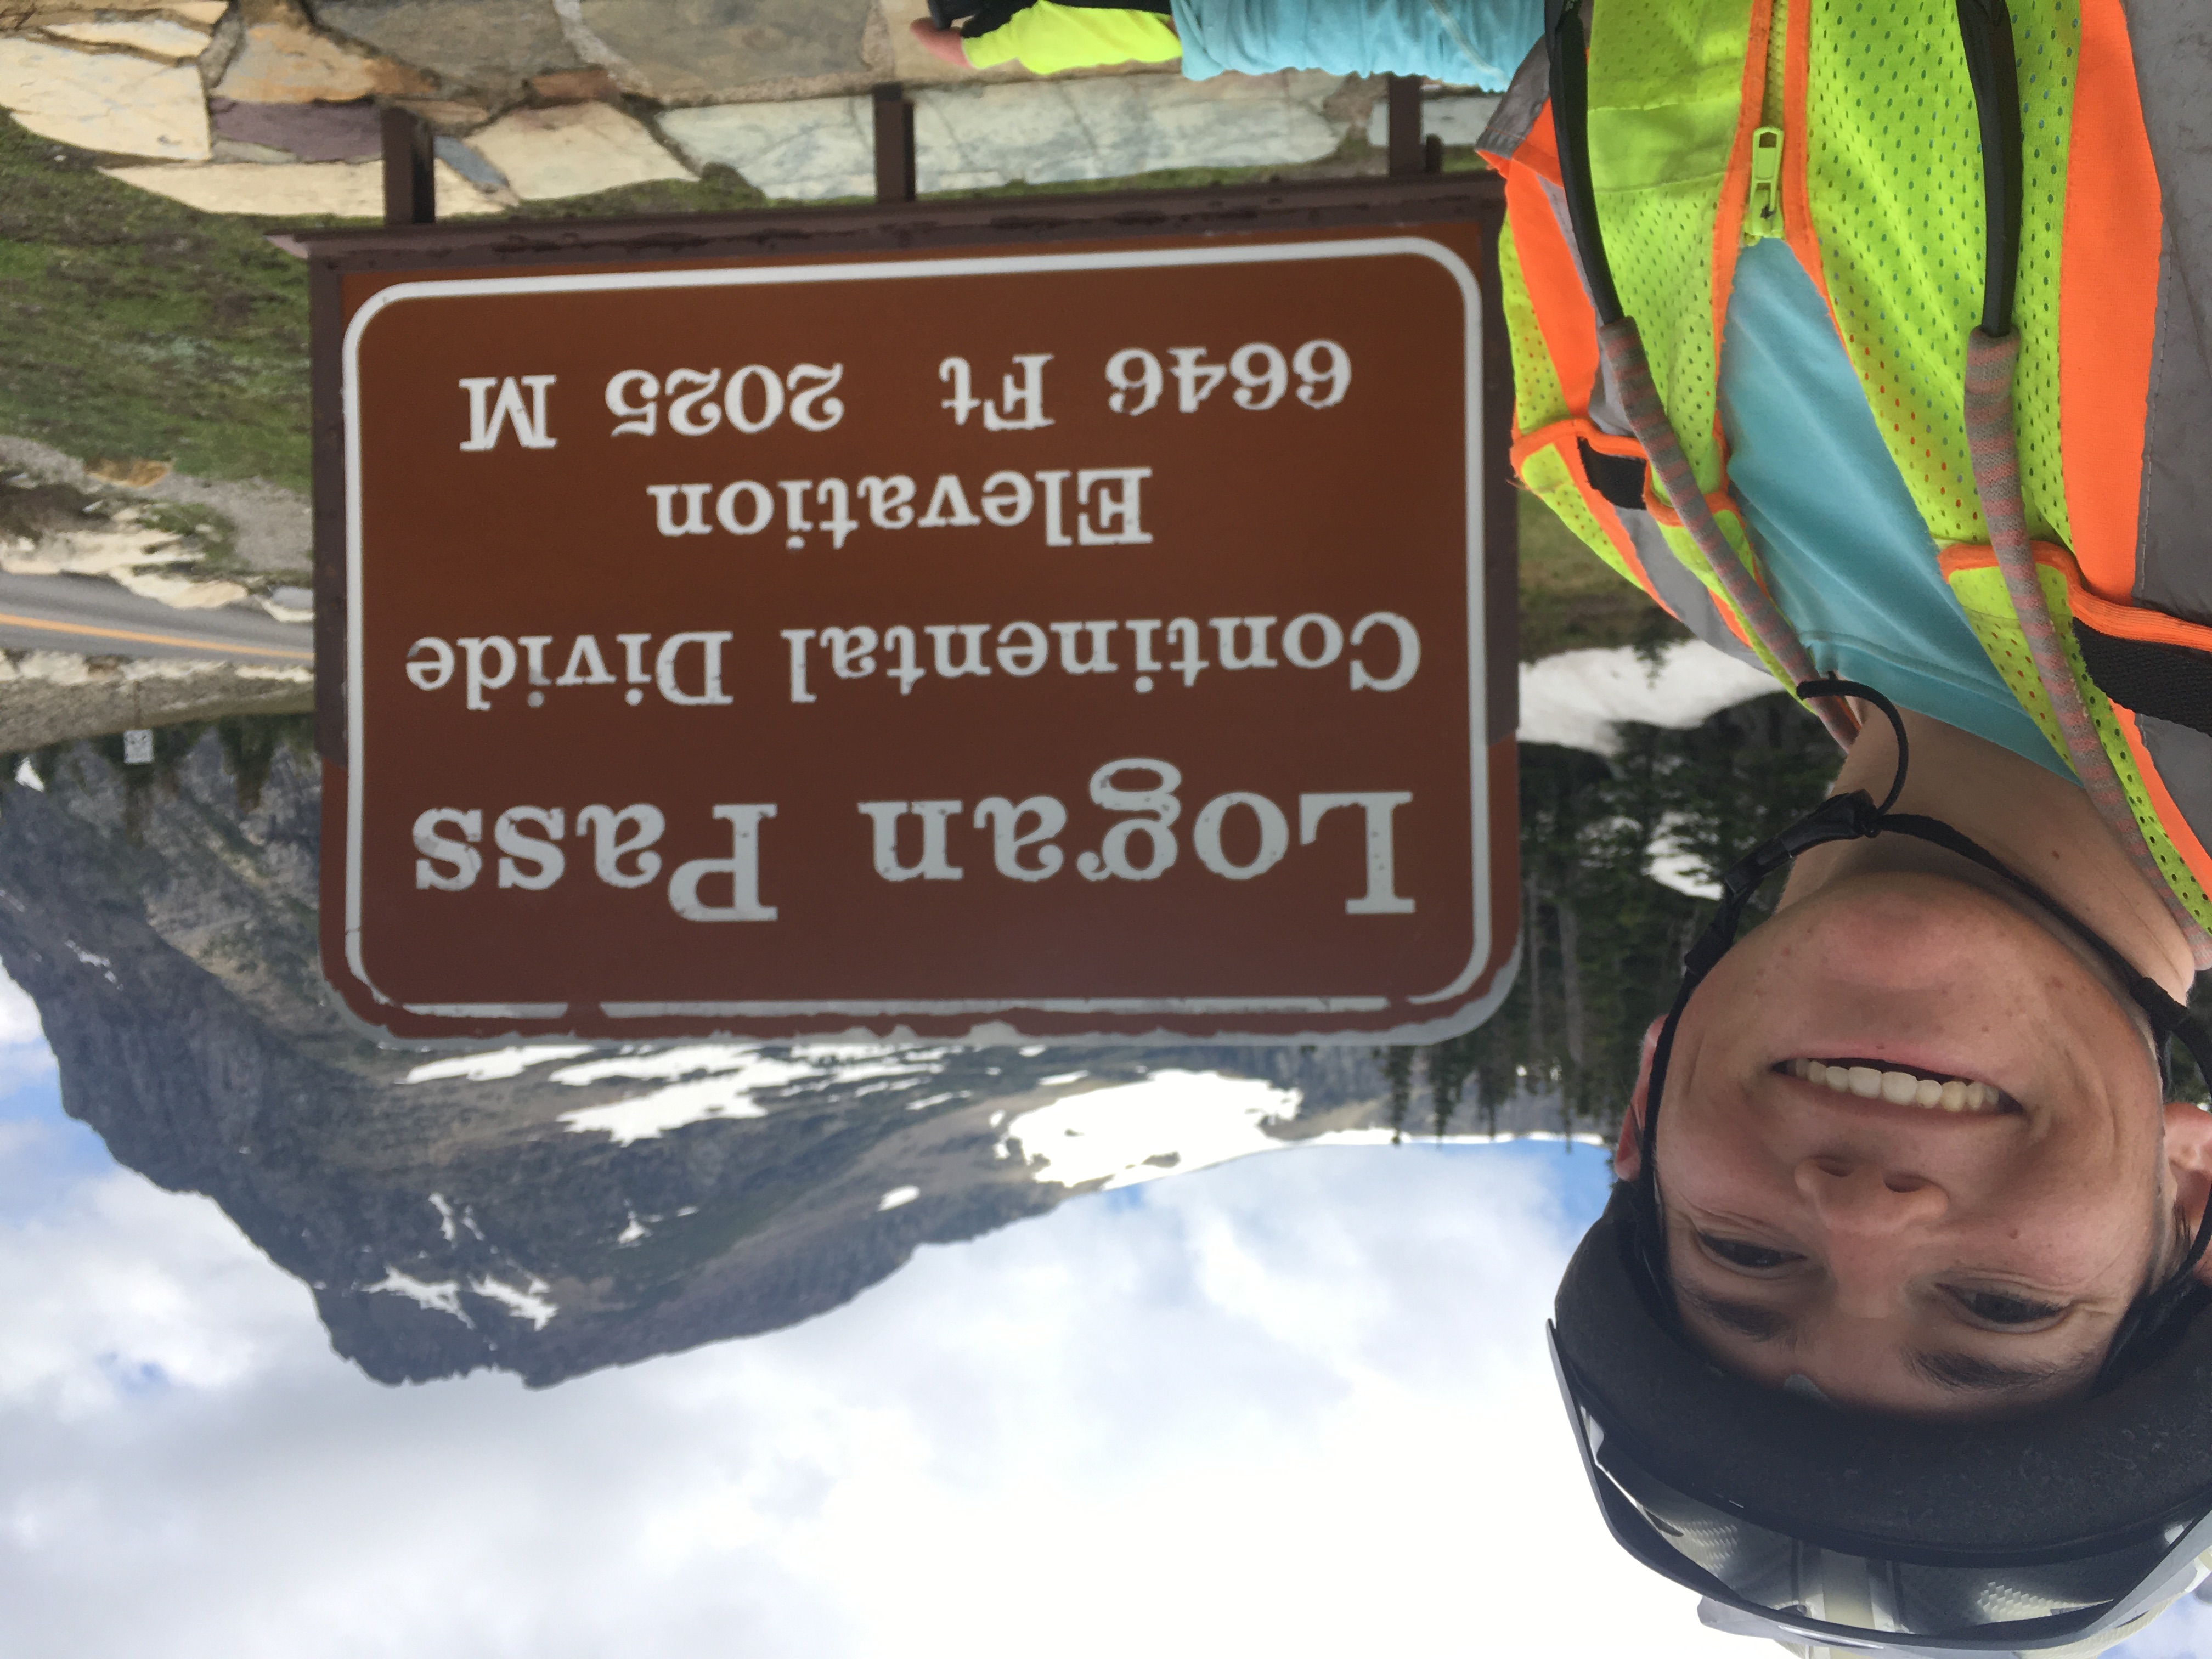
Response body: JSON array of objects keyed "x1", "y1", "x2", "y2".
[
  {"x1": 1547, "y1": 690, "x2": 2212, "y2": 1657},
  {"x1": 1616, "y1": 701, "x2": 2211, "y2": 1421}
]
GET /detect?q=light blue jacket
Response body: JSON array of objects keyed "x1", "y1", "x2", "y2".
[{"x1": 1167, "y1": 0, "x2": 1542, "y2": 86}]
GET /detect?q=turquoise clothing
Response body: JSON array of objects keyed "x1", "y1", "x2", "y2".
[
  {"x1": 1169, "y1": 0, "x2": 1541, "y2": 86},
  {"x1": 1168, "y1": 1, "x2": 2073, "y2": 781},
  {"x1": 1718, "y1": 241, "x2": 2069, "y2": 777}
]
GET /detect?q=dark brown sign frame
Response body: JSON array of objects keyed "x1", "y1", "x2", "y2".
[{"x1": 295, "y1": 173, "x2": 1517, "y2": 1046}]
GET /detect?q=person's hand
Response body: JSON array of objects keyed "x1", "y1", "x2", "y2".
[{"x1": 909, "y1": 17, "x2": 972, "y2": 69}]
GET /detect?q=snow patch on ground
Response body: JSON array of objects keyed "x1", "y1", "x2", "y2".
[
  {"x1": 360, "y1": 1268, "x2": 471, "y2": 1325},
  {"x1": 877, "y1": 1186, "x2": 920, "y2": 1212},
  {"x1": 405, "y1": 1046, "x2": 592, "y2": 1084},
  {"x1": 553, "y1": 1047, "x2": 953, "y2": 1143},
  {"x1": 469, "y1": 1274, "x2": 557, "y2": 1330},
  {"x1": 1518, "y1": 639, "x2": 1778, "y2": 755},
  {"x1": 999, "y1": 1071, "x2": 1302, "y2": 1191},
  {"x1": 1645, "y1": 814, "x2": 1724, "y2": 900},
  {"x1": 548, "y1": 1044, "x2": 802, "y2": 1086},
  {"x1": 557, "y1": 1076, "x2": 770, "y2": 1146},
  {"x1": 1001, "y1": 1071, "x2": 1609, "y2": 1193},
  {"x1": 427, "y1": 1193, "x2": 457, "y2": 1243}
]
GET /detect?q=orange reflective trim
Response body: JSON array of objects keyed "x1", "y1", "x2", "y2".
[
  {"x1": 1939, "y1": 537, "x2": 2070, "y2": 582},
  {"x1": 1510, "y1": 417, "x2": 1664, "y2": 603},
  {"x1": 2066, "y1": 575, "x2": 2212, "y2": 656},
  {"x1": 2062, "y1": 0, "x2": 2161, "y2": 604},
  {"x1": 1507, "y1": 424, "x2": 1566, "y2": 471},
  {"x1": 1578, "y1": 428, "x2": 1645, "y2": 460},
  {"x1": 1779, "y1": 0, "x2": 1833, "y2": 312},
  {"x1": 1709, "y1": 0, "x2": 1779, "y2": 465},
  {"x1": 2111, "y1": 704, "x2": 2212, "y2": 896},
  {"x1": 1502, "y1": 106, "x2": 1601, "y2": 424},
  {"x1": 1939, "y1": 543, "x2": 1997, "y2": 579},
  {"x1": 1645, "y1": 486, "x2": 1750, "y2": 533},
  {"x1": 1942, "y1": 537, "x2": 2212, "y2": 889},
  {"x1": 1940, "y1": 538, "x2": 2212, "y2": 655},
  {"x1": 1496, "y1": 96, "x2": 1561, "y2": 186}
]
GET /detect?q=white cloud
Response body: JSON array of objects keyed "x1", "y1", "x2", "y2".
[
  {"x1": 0, "y1": 962, "x2": 55, "y2": 1094},
  {"x1": 0, "y1": 1132, "x2": 1861, "y2": 1658},
  {"x1": 0, "y1": 1167, "x2": 311, "y2": 1423},
  {"x1": 2113, "y1": 1590, "x2": 2212, "y2": 1659}
]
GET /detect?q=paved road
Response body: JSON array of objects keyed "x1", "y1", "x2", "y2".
[{"x1": 0, "y1": 572, "x2": 313, "y2": 665}]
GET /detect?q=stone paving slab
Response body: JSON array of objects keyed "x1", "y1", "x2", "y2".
[
  {"x1": 470, "y1": 99, "x2": 691, "y2": 199},
  {"x1": 211, "y1": 96, "x2": 382, "y2": 160},
  {"x1": 663, "y1": 68, "x2": 1350, "y2": 202},
  {"x1": 654, "y1": 70, "x2": 1345, "y2": 204},
  {"x1": 575, "y1": 0, "x2": 884, "y2": 105},
  {"x1": 106, "y1": 154, "x2": 504, "y2": 215},
  {"x1": 214, "y1": 10, "x2": 433, "y2": 101},
  {"x1": 315, "y1": 0, "x2": 586, "y2": 103},
  {"x1": 1364, "y1": 93, "x2": 1499, "y2": 148},
  {"x1": 0, "y1": 35, "x2": 210, "y2": 159},
  {"x1": 936, "y1": 69, "x2": 1342, "y2": 184},
  {"x1": 0, "y1": 0, "x2": 224, "y2": 22},
  {"x1": 3, "y1": 0, "x2": 1374, "y2": 219},
  {"x1": 43, "y1": 15, "x2": 211, "y2": 56},
  {"x1": 657, "y1": 95, "x2": 869, "y2": 200}
]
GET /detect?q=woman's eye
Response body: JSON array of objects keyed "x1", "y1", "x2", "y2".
[
  {"x1": 1697, "y1": 1233, "x2": 1801, "y2": 1271},
  {"x1": 1950, "y1": 1288, "x2": 2066, "y2": 1328}
]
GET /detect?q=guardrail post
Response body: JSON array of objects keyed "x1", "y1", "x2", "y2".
[
  {"x1": 1386, "y1": 75, "x2": 1425, "y2": 176},
  {"x1": 381, "y1": 106, "x2": 435, "y2": 226},
  {"x1": 873, "y1": 84, "x2": 916, "y2": 204}
]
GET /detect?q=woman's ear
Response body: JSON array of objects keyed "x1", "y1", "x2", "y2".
[
  {"x1": 1615, "y1": 1017, "x2": 1667, "y2": 1180},
  {"x1": 2162, "y1": 1102, "x2": 2212, "y2": 1285}
]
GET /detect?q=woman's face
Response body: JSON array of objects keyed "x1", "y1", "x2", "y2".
[{"x1": 1614, "y1": 870, "x2": 2212, "y2": 1419}]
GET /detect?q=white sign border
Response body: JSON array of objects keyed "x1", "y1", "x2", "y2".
[{"x1": 341, "y1": 236, "x2": 1505, "y2": 1038}]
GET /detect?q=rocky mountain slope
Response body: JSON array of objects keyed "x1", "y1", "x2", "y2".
[{"x1": 0, "y1": 722, "x2": 1510, "y2": 1386}]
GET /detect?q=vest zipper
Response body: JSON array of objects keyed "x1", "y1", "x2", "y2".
[{"x1": 1742, "y1": 125, "x2": 1785, "y2": 245}]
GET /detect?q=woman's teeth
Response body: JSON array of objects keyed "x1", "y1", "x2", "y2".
[{"x1": 1783, "y1": 1058, "x2": 2004, "y2": 1113}]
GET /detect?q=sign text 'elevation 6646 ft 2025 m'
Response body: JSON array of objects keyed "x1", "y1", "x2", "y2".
[{"x1": 303, "y1": 183, "x2": 1520, "y2": 1043}]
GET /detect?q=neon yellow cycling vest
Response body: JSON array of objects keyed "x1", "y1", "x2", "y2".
[{"x1": 1479, "y1": 0, "x2": 2212, "y2": 930}]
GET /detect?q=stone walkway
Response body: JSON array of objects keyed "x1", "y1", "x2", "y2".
[{"x1": 0, "y1": 0, "x2": 1496, "y2": 217}]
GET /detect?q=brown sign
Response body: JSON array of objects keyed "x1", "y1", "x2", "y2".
[{"x1": 306, "y1": 183, "x2": 1517, "y2": 1042}]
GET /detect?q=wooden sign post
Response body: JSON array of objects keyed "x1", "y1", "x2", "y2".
[{"x1": 299, "y1": 178, "x2": 1517, "y2": 1043}]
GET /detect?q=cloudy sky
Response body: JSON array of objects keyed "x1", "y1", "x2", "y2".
[{"x1": 0, "y1": 970, "x2": 2205, "y2": 1659}]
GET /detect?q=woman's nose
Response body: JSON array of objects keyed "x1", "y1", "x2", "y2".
[
  {"x1": 1795, "y1": 1160, "x2": 1949, "y2": 1318},
  {"x1": 1793, "y1": 1156, "x2": 1949, "y2": 1233}
]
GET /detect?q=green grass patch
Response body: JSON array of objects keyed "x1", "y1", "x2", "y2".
[
  {"x1": 0, "y1": 119, "x2": 320, "y2": 492},
  {"x1": 1515, "y1": 489, "x2": 1689, "y2": 661}
]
